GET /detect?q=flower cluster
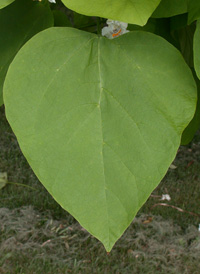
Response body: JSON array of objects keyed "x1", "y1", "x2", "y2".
[{"x1": 102, "y1": 19, "x2": 129, "y2": 39}]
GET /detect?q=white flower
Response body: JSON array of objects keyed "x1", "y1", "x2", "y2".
[
  {"x1": 48, "y1": 0, "x2": 56, "y2": 3},
  {"x1": 160, "y1": 194, "x2": 171, "y2": 201},
  {"x1": 198, "y1": 224, "x2": 200, "y2": 232},
  {"x1": 102, "y1": 19, "x2": 129, "y2": 39}
]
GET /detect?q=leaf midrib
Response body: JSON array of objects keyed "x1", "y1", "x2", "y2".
[{"x1": 97, "y1": 37, "x2": 110, "y2": 246}]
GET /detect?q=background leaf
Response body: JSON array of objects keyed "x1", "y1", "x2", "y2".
[
  {"x1": 62, "y1": 0, "x2": 161, "y2": 26},
  {"x1": 152, "y1": 0, "x2": 187, "y2": 18},
  {"x1": 0, "y1": 0, "x2": 14, "y2": 9},
  {"x1": 53, "y1": 10, "x2": 72, "y2": 27},
  {"x1": 73, "y1": 11, "x2": 95, "y2": 30},
  {"x1": 0, "y1": 0, "x2": 53, "y2": 106},
  {"x1": 194, "y1": 20, "x2": 200, "y2": 80},
  {"x1": 181, "y1": 70, "x2": 200, "y2": 144},
  {"x1": 173, "y1": 23, "x2": 195, "y2": 67},
  {"x1": 153, "y1": 0, "x2": 200, "y2": 25},
  {"x1": 188, "y1": 0, "x2": 200, "y2": 24},
  {"x1": 4, "y1": 28, "x2": 196, "y2": 251}
]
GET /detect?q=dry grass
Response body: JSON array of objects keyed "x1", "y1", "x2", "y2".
[{"x1": 0, "y1": 206, "x2": 200, "y2": 273}]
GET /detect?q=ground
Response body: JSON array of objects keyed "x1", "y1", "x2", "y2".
[{"x1": 0, "y1": 106, "x2": 200, "y2": 273}]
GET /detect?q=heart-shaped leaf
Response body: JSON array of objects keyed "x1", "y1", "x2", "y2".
[
  {"x1": 4, "y1": 28, "x2": 196, "y2": 251},
  {"x1": 0, "y1": 0, "x2": 53, "y2": 105},
  {"x1": 62, "y1": 0, "x2": 161, "y2": 26}
]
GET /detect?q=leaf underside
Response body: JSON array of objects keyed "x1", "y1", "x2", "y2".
[
  {"x1": 62, "y1": 0, "x2": 161, "y2": 26},
  {"x1": 4, "y1": 28, "x2": 196, "y2": 251}
]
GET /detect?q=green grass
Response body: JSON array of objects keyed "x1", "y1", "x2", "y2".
[{"x1": 1, "y1": 105, "x2": 200, "y2": 273}]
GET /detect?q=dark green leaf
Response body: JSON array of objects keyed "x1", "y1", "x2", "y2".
[
  {"x1": 194, "y1": 20, "x2": 200, "y2": 79},
  {"x1": 188, "y1": 0, "x2": 200, "y2": 24},
  {"x1": 53, "y1": 10, "x2": 72, "y2": 27},
  {"x1": 73, "y1": 12, "x2": 95, "y2": 29},
  {"x1": 128, "y1": 18, "x2": 157, "y2": 33},
  {"x1": 173, "y1": 24, "x2": 195, "y2": 67},
  {"x1": 181, "y1": 70, "x2": 200, "y2": 144},
  {"x1": 153, "y1": 0, "x2": 187, "y2": 18},
  {"x1": 0, "y1": 0, "x2": 53, "y2": 105}
]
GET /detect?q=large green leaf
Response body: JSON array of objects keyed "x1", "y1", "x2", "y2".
[
  {"x1": 194, "y1": 20, "x2": 200, "y2": 80},
  {"x1": 0, "y1": 0, "x2": 14, "y2": 9},
  {"x1": 62, "y1": 0, "x2": 161, "y2": 26},
  {"x1": 152, "y1": 0, "x2": 187, "y2": 18},
  {"x1": 0, "y1": 0, "x2": 53, "y2": 106},
  {"x1": 4, "y1": 28, "x2": 196, "y2": 251}
]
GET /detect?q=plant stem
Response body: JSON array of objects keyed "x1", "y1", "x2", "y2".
[{"x1": 7, "y1": 181, "x2": 37, "y2": 191}]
